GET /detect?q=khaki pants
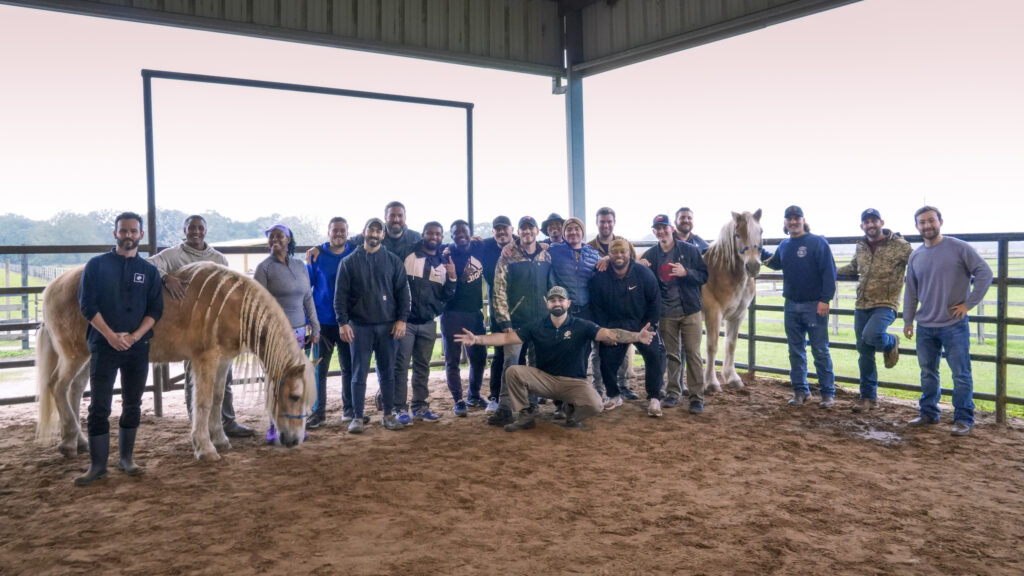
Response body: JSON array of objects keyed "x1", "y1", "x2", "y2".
[
  {"x1": 505, "y1": 365, "x2": 604, "y2": 421},
  {"x1": 659, "y1": 311, "x2": 705, "y2": 401}
]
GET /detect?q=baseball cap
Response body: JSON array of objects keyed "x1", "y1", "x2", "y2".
[
  {"x1": 652, "y1": 214, "x2": 672, "y2": 228},
  {"x1": 518, "y1": 216, "x2": 538, "y2": 229},
  {"x1": 492, "y1": 215, "x2": 512, "y2": 228},
  {"x1": 784, "y1": 205, "x2": 804, "y2": 218},
  {"x1": 861, "y1": 208, "x2": 882, "y2": 222},
  {"x1": 364, "y1": 217, "x2": 385, "y2": 231},
  {"x1": 546, "y1": 286, "x2": 569, "y2": 300}
]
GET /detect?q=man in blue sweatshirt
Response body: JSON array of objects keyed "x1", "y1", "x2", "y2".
[
  {"x1": 334, "y1": 218, "x2": 411, "y2": 433},
  {"x1": 763, "y1": 205, "x2": 838, "y2": 407},
  {"x1": 903, "y1": 206, "x2": 992, "y2": 436},
  {"x1": 305, "y1": 217, "x2": 356, "y2": 429},
  {"x1": 75, "y1": 211, "x2": 163, "y2": 486}
]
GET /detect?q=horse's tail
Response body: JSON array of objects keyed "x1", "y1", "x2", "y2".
[{"x1": 35, "y1": 323, "x2": 58, "y2": 443}]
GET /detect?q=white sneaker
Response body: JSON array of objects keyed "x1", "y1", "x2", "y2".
[
  {"x1": 648, "y1": 398, "x2": 663, "y2": 418},
  {"x1": 604, "y1": 396, "x2": 623, "y2": 411},
  {"x1": 484, "y1": 400, "x2": 500, "y2": 414}
]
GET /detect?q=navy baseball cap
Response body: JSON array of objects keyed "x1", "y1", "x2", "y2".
[
  {"x1": 652, "y1": 214, "x2": 672, "y2": 228},
  {"x1": 518, "y1": 216, "x2": 538, "y2": 229},
  {"x1": 492, "y1": 215, "x2": 512, "y2": 228},
  {"x1": 784, "y1": 205, "x2": 804, "y2": 218},
  {"x1": 861, "y1": 208, "x2": 882, "y2": 221}
]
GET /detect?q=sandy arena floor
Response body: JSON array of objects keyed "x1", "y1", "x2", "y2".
[{"x1": 2, "y1": 370, "x2": 1023, "y2": 576}]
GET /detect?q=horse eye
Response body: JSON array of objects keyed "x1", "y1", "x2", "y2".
[{"x1": 289, "y1": 394, "x2": 301, "y2": 403}]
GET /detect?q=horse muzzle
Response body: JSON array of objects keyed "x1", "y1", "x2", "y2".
[{"x1": 746, "y1": 261, "x2": 762, "y2": 278}]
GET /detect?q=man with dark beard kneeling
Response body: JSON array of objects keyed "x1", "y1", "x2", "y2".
[{"x1": 455, "y1": 286, "x2": 655, "y2": 431}]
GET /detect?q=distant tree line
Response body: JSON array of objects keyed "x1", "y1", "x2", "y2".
[{"x1": 0, "y1": 209, "x2": 319, "y2": 267}]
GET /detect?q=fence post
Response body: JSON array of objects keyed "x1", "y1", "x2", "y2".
[
  {"x1": 995, "y1": 240, "x2": 1008, "y2": 424},
  {"x1": 747, "y1": 294, "x2": 757, "y2": 377},
  {"x1": 21, "y1": 254, "x2": 29, "y2": 350},
  {"x1": 832, "y1": 293, "x2": 840, "y2": 335},
  {"x1": 976, "y1": 301, "x2": 985, "y2": 344}
]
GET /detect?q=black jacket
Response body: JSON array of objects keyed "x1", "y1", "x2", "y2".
[
  {"x1": 334, "y1": 246, "x2": 411, "y2": 326},
  {"x1": 588, "y1": 260, "x2": 661, "y2": 332}
]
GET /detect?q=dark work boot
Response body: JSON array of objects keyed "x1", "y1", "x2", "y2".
[
  {"x1": 117, "y1": 427, "x2": 144, "y2": 476},
  {"x1": 504, "y1": 409, "x2": 536, "y2": 432},
  {"x1": 487, "y1": 406, "x2": 514, "y2": 427},
  {"x1": 74, "y1": 433, "x2": 109, "y2": 486}
]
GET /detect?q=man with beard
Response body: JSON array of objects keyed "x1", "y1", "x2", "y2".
[
  {"x1": 836, "y1": 209, "x2": 912, "y2": 413},
  {"x1": 440, "y1": 220, "x2": 490, "y2": 416},
  {"x1": 589, "y1": 239, "x2": 666, "y2": 415},
  {"x1": 488, "y1": 216, "x2": 552, "y2": 425},
  {"x1": 546, "y1": 217, "x2": 600, "y2": 418},
  {"x1": 304, "y1": 217, "x2": 357, "y2": 429},
  {"x1": 903, "y1": 206, "x2": 992, "y2": 436},
  {"x1": 308, "y1": 201, "x2": 421, "y2": 261},
  {"x1": 391, "y1": 222, "x2": 456, "y2": 424},
  {"x1": 587, "y1": 206, "x2": 637, "y2": 399},
  {"x1": 640, "y1": 215, "x2": 708, "y2": 416},
  {"x1": 149, "y1": 215, "x2": 253, "y2": 437},
  {"x1": 479, "y1": 216, "x2": 515, "y2": 414},
  {"x1": 455, "y1": 286, "x2": 655, "y2": 432},
  {"x1": 763, "y1": 206, "x2": 838, "y2": 408},
  {"x1": 75, "y1": 212, "x2": 163, "y2": 486},
  {"x1": 335, "y1": 218, "x2": 411, "y2": 433},
  {"x1": 673, "y1": 207, "x2": 710, "y2": 253}
]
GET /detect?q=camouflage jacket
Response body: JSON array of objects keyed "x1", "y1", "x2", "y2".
[{"x1": 836, "y1": 229, "x2": 913, "y2": 311}]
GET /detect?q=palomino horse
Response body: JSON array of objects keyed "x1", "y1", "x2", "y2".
[
  {"x1": 36, "y1": 261, "x2": 315, "y2": 460},
  {"x1": 702, "y1": 210, "x2": 763, "y2": 393}
]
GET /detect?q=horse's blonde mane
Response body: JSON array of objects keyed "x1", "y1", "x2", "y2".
[
  {"x1": 177, "y1": 263, "x2": 312, "y2": 416},
  {"x1": 705, "y1": 216, "x2": 742, "y2": 275}
]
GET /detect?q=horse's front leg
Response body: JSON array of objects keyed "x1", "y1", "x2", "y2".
[
  {"x1": 190, "y1": 358, "x2": 222, "y2": 461},
  {"x1": 703, "y1": 310, "x2": 723, "y2": 394},
  {"x1": 722, "y1": 313, "x2": 745, "y2": 390},
  {"x1": 54, "y1": 360, "x2": 89, "y2": 458},
  {"x1": 208, "y1": 360, "x2": 231, "y2": 452}
]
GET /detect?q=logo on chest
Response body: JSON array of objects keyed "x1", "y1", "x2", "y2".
[
  {"x1": 563, "y1": 330, "x2": 572, "y2": 340},
  {"x1": 797, "y1": 246, "x2": 808, "y2": 258},
  {"x1": 133, "y1": 273, "x2": 146, "y2": 284}
]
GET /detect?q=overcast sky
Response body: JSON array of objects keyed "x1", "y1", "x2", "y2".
[{"x1": 1, "y1": 0, "x2": 1021, "y2": 241}]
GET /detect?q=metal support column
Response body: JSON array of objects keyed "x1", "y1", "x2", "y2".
[{"x1": 564, "y1": 11, "x2": 586, "y2": 220}]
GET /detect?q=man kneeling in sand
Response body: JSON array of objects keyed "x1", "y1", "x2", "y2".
[{"x1": 455, "y1": 286, "x2": 655, "y2": 431}]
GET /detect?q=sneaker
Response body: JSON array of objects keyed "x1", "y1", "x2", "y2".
[
  {"x1": 305, "y1": 413, "x2": 325, "y2": 430},
  {"x1": 661, "y1": 395, "x2": 680, "y2": 408},
  {"x1": 621, "y1": 388, "x2": 640, "y2": 401},
  {"x1": 604, "y1": 396, "x2": 623, "y2": 411},
  {"x1": 484, "y1": 400, "x2": 500, "y2": 414},
  {"x1": 487, "y1": 407, "x2": 514, "y2": 427},
  {"x1": 688, "y1": 400, "x2": 704, "y2": 414},
  {"x1": 819, "y1": 395, "x2": 835, "y2": 408},
  {"x1": 395, "y1": 411, "x2": 414, "y2": 426},
  {"x1": 647, "y1": 398, "x2": 663, "y2": 418},
  {"x1": 851, "y1": 398, "x2": 878, "y2": 413},
  {"x1": 381, "y1": 414, "x2": 405, "y2": 431},
  {"x1": 265, "y1": 423, "x2": 278, "y2": 444},
  {"x1": 347, "y1": 418, "x2": 365, "y2": 434},
  {"x1": 950, "y1": 421, "x2": 973, "y2": 436},
  {"x1": 504, "y1": 410, "x2": 536, "y2": 432},
  {"x1": 415, "y1": 408, "x2": 441, "y2": 422},
  {"x1": 552, "y1": 408, "x2": 566, "y2": 420},
  {"x1": 453, "y1": 401, "x2": 468, "y2": 418},
  {"x1": 884, "y1": 337, "x2": 900, "y2": 369},
  {"x1": 909, "y1": 415, "x2": 940, "y2": 426},
  {"x1": 467, "y1": 397, "x2": 488, "y2": 409},
  {"x1": 788, "y1": 393, "x2": 808, "y2": 406}
]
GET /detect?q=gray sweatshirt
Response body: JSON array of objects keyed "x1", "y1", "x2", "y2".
[
  {"x1": 903, "y1": 236, "x2": 992, "y2": 328},
  {"x1": 148, "y1": 242, "x2": 228, "y2": 275},
  {"x1": 254, "y1": 255, "x2": 320, "y2": 333}
]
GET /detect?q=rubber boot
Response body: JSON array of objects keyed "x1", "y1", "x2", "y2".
[
  {"x1": 117, "y1": 427, "x2": 144, "y2": 476},
  {"x1": 74, "y1": 433, "x2": 109, "y2": 486}
]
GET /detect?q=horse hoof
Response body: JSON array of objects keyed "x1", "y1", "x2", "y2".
[
  {"x1": 59, "y1": 445, "x2": 78, "y2": 459},
  {"x1": 726, "y1": 380, "x2": 745, "y2": 391},
  {"x1": 214, "y1": 441, "x2": 231, "y2": 452},
  {"x1": 705, "y1": 384, "x2": 723, "y2": 395},
  {"x1": 194, "y1": 449, "x2": 222, "y2": 462}
]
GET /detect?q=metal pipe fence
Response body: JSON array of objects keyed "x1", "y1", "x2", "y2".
[{"x1": 3, "y1": 234, "x2": 1023, "y2": 423}]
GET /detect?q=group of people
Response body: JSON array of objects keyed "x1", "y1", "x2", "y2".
[{"x1": 72, "y1": 201, "x2": 992, "y2": 484}]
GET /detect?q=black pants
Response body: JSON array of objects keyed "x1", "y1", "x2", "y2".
[
  {"x1": 313, "y1": 324, "x2": 353, "y2": 418},
  {"x1": 87, "y1": 343, "x2": 150, "y2": 437},
  {"x1": 599, "y1": 333, "x2": 665, "y2": 401},
  {"x1": 487, "y1": 310, "x2": 505, "y2": 401}
]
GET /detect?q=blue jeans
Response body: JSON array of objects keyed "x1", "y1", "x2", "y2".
[
  {"x1": 312, "y1": 324, "x2": 353, "y2": 419},
  {"x1": 349, "y1": 322, "x2": 398, "y2": 417},
  {"x1": 854, "y1": 307, "x2": 897, "y2": 400},
  {"x1": 784, "y1": 300, "x2": 835, "y2": 397},
  {"x1": 916, "y1": 319, "x2": 975, "y2": 425},
  {"x1": 441, "y1": 310, "x2": 487, "y2": 402}
]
